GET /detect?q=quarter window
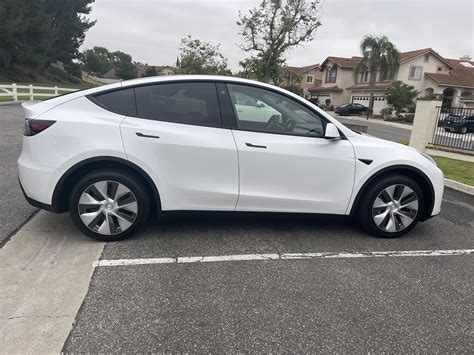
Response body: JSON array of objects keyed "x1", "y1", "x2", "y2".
[
  {"x1": 227, "y1": 84, "x2": 326, "y2": 137},
  {"x1": 134, "y1": 82, "x2": 221, "y2": 127},
  {"x1": 91, "y1": 88, "x2": 137, "y2": 116}
]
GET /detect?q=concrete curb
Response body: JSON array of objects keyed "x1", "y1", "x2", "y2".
[
  {"x1": 329, "y1": 112, "x2": 413, "y2": 131},
  {"x1": 444, "y1": 178, "x2": 474, "y2": 195}
]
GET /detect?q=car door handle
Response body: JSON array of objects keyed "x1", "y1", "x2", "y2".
[
  {"x1": 245, "y1": 143, "x2": 267, "y2": 149},
  {"x1": 136, "y1": 132, "x2": 160, "y2": 139}
]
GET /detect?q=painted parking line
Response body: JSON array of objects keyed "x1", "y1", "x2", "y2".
[{"x1": 93, "y1": 249, "x2": 474, "y2": 267}]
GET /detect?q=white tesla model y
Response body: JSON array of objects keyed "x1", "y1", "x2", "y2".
[{"x1": 18, "y1": 76, "x2": 443, "y2": 241}]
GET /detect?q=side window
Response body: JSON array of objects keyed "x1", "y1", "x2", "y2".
[
  {"x1": 227, "y1": 84, "x2": 326, "y2": 137},
  {"x1": 91, "y1": 88, "x2": 137, "y2": 116},
  {"x1": 134, "y1": 82, "x2": 221, "y2": 127}
]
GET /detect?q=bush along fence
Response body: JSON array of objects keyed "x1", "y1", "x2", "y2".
[
  {"x1": 0, "y1": 84, "x2": 78, "y2": 102},
  {"x1": 431, "y1": 106, "x2": 474, "y2": 152}
]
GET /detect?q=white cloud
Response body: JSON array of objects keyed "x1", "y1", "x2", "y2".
[{"x1": 82, "y1": 0, "x2": 474, "y2": 70}]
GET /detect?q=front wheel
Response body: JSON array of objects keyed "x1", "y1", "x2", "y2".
[
  {"x1": 461, "y1": 126, "x2": 467, "y2": 134},
  {"x1": 357, "y1": 175, "x2": 424, "y2": 238},
  {"x1": 69, "y1": 170, "x2": 150, "y2": 241}
]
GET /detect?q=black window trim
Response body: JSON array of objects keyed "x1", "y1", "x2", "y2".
[{"x1": 86, "y1": 79, "x2": 346, "y2": 139}]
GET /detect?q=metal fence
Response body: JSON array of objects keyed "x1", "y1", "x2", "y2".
[{"x1": 431, "y1": 106, "x2": 474, "y2": 151}]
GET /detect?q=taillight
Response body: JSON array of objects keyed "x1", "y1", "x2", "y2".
[{"x1": 24, "y1": 119, "x2": 56, "y2": 136}]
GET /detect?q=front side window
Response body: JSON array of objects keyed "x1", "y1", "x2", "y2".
[
  {"x1": 227, "y1": 84, "x2": 326, "y2": 137},
  {"x1": 409, "y1": 66, "x2": 423, "y2": 80},
  {"x1": 134, "y1": 82, "x2": 221, "y2": 127}
]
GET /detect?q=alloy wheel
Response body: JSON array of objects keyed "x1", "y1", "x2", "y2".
[
  {"x1": 371, "y1": 184, "x2": 419, "y2": 233},
  {"x1": 78, "y1": 180, "x2": 138, "y2": 235}
]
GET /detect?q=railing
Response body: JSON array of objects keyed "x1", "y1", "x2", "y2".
[
  {"x1": 431, "y1": 106, "x2": 474, "y2": 152},
  {"x1": 0, "y1": 83, "x2": 78, "y2": 102}
]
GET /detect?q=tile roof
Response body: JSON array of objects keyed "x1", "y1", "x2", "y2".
[
  {"x1": 284, "y1": 64, "x2": 320, "y2": 74},
  {"x1": 321, "y1": 56, "x2": 363, "y2": 69},
  {"x1": 399, "y1": 48, "x2": 453, "y2": 68},
  {"x1": 346, "y1": 82, "x2": 393, "y2": 91},
  {"x1": 425, "y1": 58, "x2": 474, "y2": 89},
  {"x1": 308, "y1": 85, "x2": 343, "y2": 93}
]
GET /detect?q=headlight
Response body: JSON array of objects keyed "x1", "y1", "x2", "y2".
[{"x1": 420, "y1": 152, "x2": 437, "y2": 166}]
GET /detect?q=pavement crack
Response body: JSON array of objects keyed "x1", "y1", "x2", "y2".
[{"x1": 4, "y1": 314, "x2": 71, "y2": 320}]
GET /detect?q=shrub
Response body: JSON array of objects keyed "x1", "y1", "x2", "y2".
[
  {"x1": 385, "y1": 81, "x2": 419, "y2": 113},
  {"x1": 404, "y1": 113, "x2": 414, "y2": 123},
  {"x1": 380, "y1": 107, "x2": 393, "y2": 120}
]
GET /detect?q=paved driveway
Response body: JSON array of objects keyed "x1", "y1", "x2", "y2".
[
  {"x1": 1, "y1": 104, "x2": 473, "y2": 353},
  {"x1": 0, "y1": 104, "x2": 37, "y2": 246}
]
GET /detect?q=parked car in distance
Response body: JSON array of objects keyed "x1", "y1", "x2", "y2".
[
  {"x1": 335, "y1": 103, "x2": 368, "y2": 115},
  {"x1": 443, "y1": 114, "x2": 474, "y2": 134},
  {"x1": 18, "y1": 75, "x2": 444, "y2": 241}
]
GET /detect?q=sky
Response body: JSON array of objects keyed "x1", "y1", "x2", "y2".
[{"x1": 82, "y1": 0, "x2": 474, "y2": 70}]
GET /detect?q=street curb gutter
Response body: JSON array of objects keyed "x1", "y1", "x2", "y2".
[{"x1": 445, "y1": 179, "x2": 474, "y2": 196}]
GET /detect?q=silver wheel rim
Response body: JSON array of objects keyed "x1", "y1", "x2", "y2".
[
  {"x1": 78, "y1": 180, "x2": 138, "y2": 235},
  {"x1": 372, "y1": 184, "x2": 419, "y2": 233}
]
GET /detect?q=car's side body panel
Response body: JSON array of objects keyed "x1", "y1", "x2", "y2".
[
  {"x1": 18, "y1": 97, "x2": 127, "y2": 205},
  {"x1": 231, "y1": 131, "x2": 356, "y2": 214},
  {"x1": 120, "y1": 117, "x2": 239, "y2": 211}
]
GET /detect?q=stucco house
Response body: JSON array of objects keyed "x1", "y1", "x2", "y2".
[
  {"x1": 309, "y1": 49, "x2": 474, "y2": 113},
  {"x1": 282, "y1": 64, "x2": 322, "y2": 97}
]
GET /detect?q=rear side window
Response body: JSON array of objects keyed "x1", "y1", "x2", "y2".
[
  {"x1": 91, "y1": 88, "x2": 137, "y2": 116},
  {"x1": 134, "y1": 82, "x2": 221, "y2": 127}
]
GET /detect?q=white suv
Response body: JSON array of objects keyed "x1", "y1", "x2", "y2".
[{"x1": 18, "y1": 76, "x2": 444, "y2": 241}]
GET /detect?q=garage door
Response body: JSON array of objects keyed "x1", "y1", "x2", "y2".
[{"x1": 352, "y1": 95, "x2": 388, "y2": 114}]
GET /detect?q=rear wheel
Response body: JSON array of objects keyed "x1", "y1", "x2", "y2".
[
  {"x1": 358, "y1": 175, "x2": 424, "y2": 238},
  {"x1": 69, "y1": 170, "x2": 149, "y2": 241}
]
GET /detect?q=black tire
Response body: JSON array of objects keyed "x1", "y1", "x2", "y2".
[
  {"x1": 69, "y1": 170, "x2": 150, "y2": 241},
  {"x1": 461, "y1": 126, "x2": 467, "y2": 134},
  {"x1": 357, "y1": 174, "x2": 424, "y2": 238}
]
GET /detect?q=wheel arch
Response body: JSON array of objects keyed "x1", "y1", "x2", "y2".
[
  {"x1": 350, "y1": 165, "x2": 435, "y2": 221},
  {"x1": 52, "y1": 156, "x2": 161, "y2": 214}
]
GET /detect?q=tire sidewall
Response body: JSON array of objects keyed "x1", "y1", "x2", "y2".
[
  {"x1": 69, "y1": 170, "x2": 150, "y2": 241},
  {"x1": 358, "y1": 175, "x2": 424, "y2": 238}
]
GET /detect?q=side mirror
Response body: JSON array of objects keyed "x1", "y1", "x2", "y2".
[
  {"x1": 256, "y1": 100, "x2": 264, "y2": 108},
  {"x1": 324, "y1": 123, "x2": 340, "y2": 139}
]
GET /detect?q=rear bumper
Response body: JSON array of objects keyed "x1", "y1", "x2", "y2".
[{"x1": 19, "y1": 180, "x2": 60, "y2": 213}]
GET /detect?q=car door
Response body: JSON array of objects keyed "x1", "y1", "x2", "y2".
[
  {"x1": 225, "y1": 83, "x2": 356, "y2": 214},
  {"x1": 120, "y1": 82, "x2": 239, "y2": 211}
]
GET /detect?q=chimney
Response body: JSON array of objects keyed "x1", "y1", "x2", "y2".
[{"x1": 459, "y1": 54, "x2": 472, "y2": 61}]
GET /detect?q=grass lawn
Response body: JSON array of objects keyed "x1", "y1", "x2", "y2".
[
  {"x1": 431, "y1": 156, "x2": 474, "y2": 186},
  {"x1": 0, "y1": 81, "x2": 94, "y2": 102}
]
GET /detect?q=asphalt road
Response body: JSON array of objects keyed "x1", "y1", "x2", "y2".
[
  {"x1": 1, "y1": 105, "x2": 472, "y2": 352},
  {"x1": 0, "y1": 104, "x2": 37, "y2": 246},
  {"x1": 334, "y1": 115, "x2": 411, "y2": 143}
]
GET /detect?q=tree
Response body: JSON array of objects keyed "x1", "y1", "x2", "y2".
[
  {"x1": 111, "y1": 51, "x2": 137, "y2": 80},
  {"x1": 0, "y1": 0, "x2": 27, "y2": 68},
  {"x1": 354, "y1": 35, "x2": 400, "y2": 118},
  {"x1": 45, "y1": 0, "x2": 96, "y2": 65},
  {"x1": 142, "y1": 66, "x2": 158, "y2": 77},
  {"x1": 81, "y1": 46, "x2": 113, "y2": 76},
  {"x1": 178, "y1": 36, "x2": 231, "y2": 75},
  {"x1": 385, "y1": 81, "x2": 419, "y2": 113},
  {"x1": 237, "y1": 0, "x2": 322, "y2": 83}
]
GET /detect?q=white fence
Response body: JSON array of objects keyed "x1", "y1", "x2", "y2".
[{"x1": 0, "y1": 83, "x2": 78, "y2": 102}]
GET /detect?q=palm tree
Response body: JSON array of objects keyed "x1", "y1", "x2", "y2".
[{"x1": 354, "y1": 35, "x2": 400, "y2": 118}]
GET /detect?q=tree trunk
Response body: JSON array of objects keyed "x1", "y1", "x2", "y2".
[{"x1": 367, "y1": 70, "x2": 377, "y2": 119}]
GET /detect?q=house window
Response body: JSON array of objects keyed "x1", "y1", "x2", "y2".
[
  {"x1": 409, "y1": 65, "x2": 423, "y2": 80},
  {"x1": 326, "y1": 66, "x2": 337, "y2": 83},
  {"x1": 361, "y1": 69, "x2": 369, "y2": 82},
  {"x1": 424, "y1": 54, "x2": 429, "y2": 62},
  {"x1": 306, "y1": 75, "x2": 314, "y2": 84}
]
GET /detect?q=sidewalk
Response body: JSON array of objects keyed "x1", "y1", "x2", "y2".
[{"x1": 328, "y1": 111, "x2": 413, "y2": 131}]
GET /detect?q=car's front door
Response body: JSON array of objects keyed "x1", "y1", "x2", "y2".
[
  {"x1": 120, "y1": 82, "x2": 238, "y2": 211},
  {"x1": 226, "y1": 83, "x2": 356, "y2": 214}
]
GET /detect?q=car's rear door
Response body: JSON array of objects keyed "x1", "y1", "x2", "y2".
[
  {"x1": 120, "y1": 81, "x2": 239, "y2": 211},
  {"x1": 224, "y1": 83, "x2": 356, "y2": 214}
]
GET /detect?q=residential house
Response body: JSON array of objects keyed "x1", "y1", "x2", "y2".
[
  {"x1": 308, "y1": 56, "x2": 362, "y2": 107},
  {"x1": 282, "y1": 64, "x2": 322, "y2": 97},
  {"x1": 310, "y1": 49, "x2": 474, "y2": 113}
]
